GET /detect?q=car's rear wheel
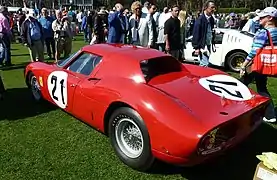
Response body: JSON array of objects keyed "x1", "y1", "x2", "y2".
[
  {"x1": 108, "y1": 107, "x2": 154, "y2": 171},
  {"x1": 226, "y1": 51, "x2": 247, "y2": 72},
  {"x1": 28, "y1": 72, "x2": 42, "y2": 101}
]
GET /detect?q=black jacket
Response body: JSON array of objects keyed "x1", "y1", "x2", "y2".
[{"x1": 192, "y1": 14, "x2": 215, "y2": 50}]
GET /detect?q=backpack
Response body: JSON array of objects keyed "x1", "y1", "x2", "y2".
[{"x1": 29, "y1": 21, "x2": 41, "y2": 41}]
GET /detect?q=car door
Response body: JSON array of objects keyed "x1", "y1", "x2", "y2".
[
  {"x1": 46, "y1": 52, "x2": 90, "y2": 112},
  {"x1": 67, "y1": 52, "x2": 103, "y2": 124}
]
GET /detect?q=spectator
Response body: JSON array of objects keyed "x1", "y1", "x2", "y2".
[
  {"x1": 0, "y1": 6, "x2": 12, "y2": 67},
  {"x1": 21, "y1": 9, "x2": 44, "y2": 62},
  {"x1": 164, "y1": 5, "x2": 181, "y2": 59},
  {"x1": 156, "y1": 7, "x2": 169, "y2": 52},
  {"x1": 107, "y1": 3, "x2": 126, "y2": 43},
  {"x1": 240, "y1": 7, "x2": 277, "y2": 123},
  {"x1": 129, "y1": 1, "x2": 153, "y2": 47},
  {"x1": 94, "y1": 9, "x2": 108, "y2": 43},
  {"x1": 148, "y1": 4, "x2": 158, "y2": 48},
  {"x1": 86, "y1": 11, "x2": 95, "y2": 42},
  {"x1": 39, "y1": 8, "x2": 55, "y2": 59},
  {"x1": 52, "y1": 10, "x2": 72, "y2": 62},
  {"x1": 142, "y1": 1, "x2": 150, "y2": 14},
  {"x1": 192, "y1": 0, "x2": 216, "y2": 67}
]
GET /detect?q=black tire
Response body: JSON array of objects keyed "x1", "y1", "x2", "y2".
[
  {"x1": 108, "y1": 107, "x2": 154, "y2": 171},
  {"x1": 28, "y1": 72, "x2": 43, "y2": 102},
  {"x1": 226, "y1": 51, "x2": 247, "y2": 72}
]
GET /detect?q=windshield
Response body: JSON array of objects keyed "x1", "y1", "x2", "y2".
[
  {"x1": 57, "y1": 50, "x2": 80, "y2": 67},
  {"x1": 240, "y1": 31, "x2": 255, "y2": 38},
  {"x1": 140, "y1": 56, "x2": 182, "y2": 82}
]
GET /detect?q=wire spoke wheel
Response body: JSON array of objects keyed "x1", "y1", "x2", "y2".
[
  {"x1": 30, "y1": 75, "x2": 41, "y2": 101},
  {"x1": 115, "y1": 117, "x2": 144, "y2": 159}
]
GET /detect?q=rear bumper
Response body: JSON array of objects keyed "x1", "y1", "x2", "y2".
[{"x1": 151, "y1": 116, "x2": 262, "y2": 166}]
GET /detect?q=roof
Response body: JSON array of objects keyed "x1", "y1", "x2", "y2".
[{"x1": 82, "y1": 44, "x2": 170, "y2": 62}]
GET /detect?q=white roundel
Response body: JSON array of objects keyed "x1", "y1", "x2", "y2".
[
  {"x1": 199, "y1": 74, "x2": 252, "y2": 101},
  {"x1": 47, "y1": 71, "x2": 68, "y2": 109}
]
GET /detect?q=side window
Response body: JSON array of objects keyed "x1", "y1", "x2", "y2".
[
  {"x1": 57, "y1": 50, "x2": 80, "y2": 67},
  {"x1": 80, "y1": 55, "x2": 102, "y2": 75},
  {"x1": 67, "y1": 52, "x2": 102, "y2": 76},
  {"x1": 214, "y1": 32, "x2": 224, "y2": 44}
]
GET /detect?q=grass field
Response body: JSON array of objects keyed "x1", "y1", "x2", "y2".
[{"x1": 0, "y1": 37, "x2": 276, "y2": 180}]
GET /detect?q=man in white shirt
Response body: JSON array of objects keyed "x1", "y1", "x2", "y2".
[{"x1": 76, "y1": 10, "x2": 83, "y2": 32}]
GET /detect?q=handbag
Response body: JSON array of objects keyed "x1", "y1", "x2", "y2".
[{"x1": 252, "y1": 30, "x2": 277, "y2": 76}]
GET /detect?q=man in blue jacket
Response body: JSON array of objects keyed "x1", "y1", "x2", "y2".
[
  {"x1": 39, "y1": 8, "x2": 55, "y2": 59},
  {"x1": 107, "y1": 3, "x2": 126, "y2": 43},
  {"x1": 192, "y1": 0, "x2": 216, "y2": 67}
]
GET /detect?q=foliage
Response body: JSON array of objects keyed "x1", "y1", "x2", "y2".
[{"x1": 217, "y1": 7, "x2": 251, "y2": 13}]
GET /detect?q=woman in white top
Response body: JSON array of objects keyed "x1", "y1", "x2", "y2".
[{"x1": 129, "y1": 1, "x2": 153, "y2": 47}]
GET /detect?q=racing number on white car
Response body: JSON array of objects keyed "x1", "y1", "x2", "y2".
[
  {"x1": 199, "y1": 74, "x2": 252, "y2": 101},
  {"x1": 47, "y1": 71, "x2": 68, "y2": 109}
]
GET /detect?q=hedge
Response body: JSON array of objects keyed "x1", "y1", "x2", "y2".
[{"x1": 217, "y1": 8, "x2": 251, "y2": 14}]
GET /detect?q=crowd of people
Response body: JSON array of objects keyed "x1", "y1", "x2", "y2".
[
  {"x1": 0, "y1": 1, "x2": 270, "y2": 66},
  {"x1": 0, "y1": 1, "x2": 276, "y2": 122}
]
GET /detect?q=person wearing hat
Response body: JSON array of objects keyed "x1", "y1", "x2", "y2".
[
  {"x1": 0, "y1": 6, "x2": 12, "y2": 67},
  {"x1": 225, "y1": 12, "x2": 238, "y2": 29},
  {"x1": 21, "y1": 9, "x2": 44, "y2": 62},
  {"x1": 240, "y1": 7, "x2": 277, "y2": 123}
]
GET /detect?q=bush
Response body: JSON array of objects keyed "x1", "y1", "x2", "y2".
[{"x1": 217, "y1": 8, "x2": 251, "y2": 14}]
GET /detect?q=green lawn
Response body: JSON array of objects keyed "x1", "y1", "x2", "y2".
[{"x1": 0, "y1": 37, "x2": 276, "y2": 180}]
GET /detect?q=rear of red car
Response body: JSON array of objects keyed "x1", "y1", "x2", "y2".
[{"x1": 139, "y1": 56, "x2": 269, "y2": 165}]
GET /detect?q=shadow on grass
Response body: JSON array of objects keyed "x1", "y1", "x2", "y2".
[
  {"x1": 0, "y1": 87, "x2": 56, "y2": 121},
  {"x1": 11, "y1": 53, "x2": 30, "y2": 57},
  {"x1": 150, "y1": 123, "x2": 277, "y2": 180},
  {"x1": 0, "y1": 62, "x2": 30, "y2": 71}
]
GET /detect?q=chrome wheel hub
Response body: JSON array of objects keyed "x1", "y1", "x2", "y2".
[{"x1": 115, "y1": 117, "x2": 143, "y2": 158}]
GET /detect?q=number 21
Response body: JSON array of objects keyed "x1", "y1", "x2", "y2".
[{"x1": 51, "y1": 75, "x2": 65, "y2": 104}]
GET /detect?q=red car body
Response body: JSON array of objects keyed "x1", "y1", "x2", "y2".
[{"x1": 24, "y1": 44, "x2": 269, "y2": 169}]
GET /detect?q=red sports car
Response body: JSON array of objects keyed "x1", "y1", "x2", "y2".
[{"x1": 24, "y1": 44, "x2": 269, "y2": 171}]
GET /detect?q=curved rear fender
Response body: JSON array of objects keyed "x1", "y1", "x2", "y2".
[{"x1": 104, "y1": 79, "x2": 208, "y2": 157}]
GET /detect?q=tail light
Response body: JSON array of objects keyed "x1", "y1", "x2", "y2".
[{"x1": 198, "y1": 122, "x2": 238, "y2": 156}]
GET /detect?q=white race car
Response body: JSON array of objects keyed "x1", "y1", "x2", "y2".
[{"x1": 184, "y1": 28, "x2": 254, "y2": 72}]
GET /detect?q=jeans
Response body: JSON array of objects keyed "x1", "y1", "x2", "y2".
[
  {"x1": 242, "y1": 72, "x2": 276, "y2": 119},
  {"x1": 199, "y1": 52, "x2": 209, "y2": 67},
  {"x1": 0, "y1": 35, "x2": 11, "y2": 65}
]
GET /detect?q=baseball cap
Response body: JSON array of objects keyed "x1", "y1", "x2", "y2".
[{"x1": 257, "y1": 7, "x2": 277, "y2": 18}]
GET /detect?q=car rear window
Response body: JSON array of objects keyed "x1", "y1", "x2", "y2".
[{"x1": 140, "y1": 56, "x2": 182, "y2": 82}]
